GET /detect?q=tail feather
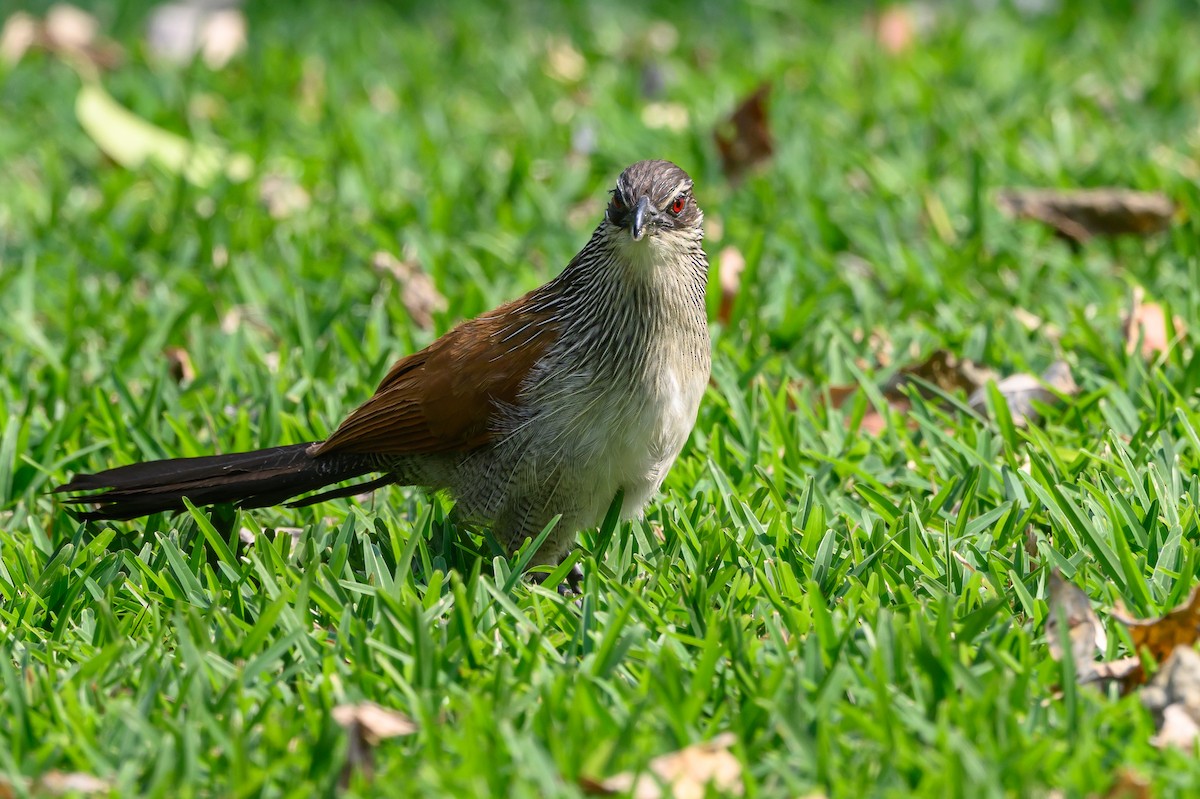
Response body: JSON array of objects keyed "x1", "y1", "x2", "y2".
[{"x1": 54, "y1": 443, "x2": 377, "y2": 521}]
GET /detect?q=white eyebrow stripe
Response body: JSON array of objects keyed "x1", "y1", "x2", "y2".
[{"x1": 649, "y1": 178, "x2": 693, "y2": 211}]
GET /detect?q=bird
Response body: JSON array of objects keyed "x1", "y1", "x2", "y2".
[{"x1": 55, "y1": 159, "x2": 711, "y2": 573}]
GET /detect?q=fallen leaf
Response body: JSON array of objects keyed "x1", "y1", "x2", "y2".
[
  {"x1": 1101, "y1": 769, "x2": 1151, "y2": 799},
  {"x1": 76, "y1": 82, "x2": 253, "y2": 186},
  {"x1": 164, "y1": 345, "x2": 195, "y2": 386},
  {"x1": 868, "y1": 4, "x2": 937, "y2": 55},
  {"x1": 641, "y1": 102, "x2": 689, "y2": 132},
  {"x1": 997, "y1": 187, "x2": 1174, "y2": 244},
  {"x1": 146, "y1": 4, "x2": 247, "y2": 69},
  {"x1": 371, "y1": 250, "x2": 447, "y2": 330},
  {"x1": 1150, "y1": 703, "x2": 1200, "y2": 750},
  {"x1": 967, "y1": 360, "x2": 1078, "y2": 426},
  {"x1": 0, "y1": 5, "x2": 122, "y2": 69},
  {"x1": 258, "y1": 172, "x2": 310, "y2": 219},
  {"x1": 333, "y1": 702, "x2": 416, "y2": 787},
  {"x1": 1025, "y1": 525, "x2": 1040, "y2": 560},
  {"x1": 0, "y1": 12, "x2": 39, "y2": 64},
  {"x1": 33, "y1": 770, "x2": 112, "y2": 795},
  {"x1": 643, "y1": 20, "x2": 679, "y2": 54},
  {"x1": 45, "y1": 4, "x2": 97, "y2": 48},
  {"x1": 1112, "y1": 586, "x2": 1200, "y2": 666},
  {"x1": 332, "y1": 702, "x2": 417, "y2": 743},
  {"x1": 717, "y1": 245, "x2": 745, "y2": 325},
  {"x1": 810, "y1": 350, "x2": 1070, "y2": 437},
  {"x1": 882, "y1": 349, "x2": 995, "y2": 400},
  {"x1": 545, "y1": 37, "x2": 586, "y2": 83},
  {"x1": 1142, "y1": 647, "x2": 1200, "y2": 749},
  {"x1": 1046, "y1": 569, "x2": 1107, "y2": 683},
  {"x1": 1089, "y1": 655, "x2": 1142, "y2": 686},
  {"x1": 714, "y1": 83, "x2": 773, "y2": 183},
  {"x1": 874, "y1": 6, "x2": 916, "y2": 54},
  {"x1": 1124, "y1": 286, "x2": 1185, "y2": 359},
  {"x1": 581, "y1": 733, "x2": 743, "y2": 799},
  {"x1": 860, "y1": 395, "x2": 911, "y2": 436},
  {"x1": 199, "y1": 9, "x2": 246, "y2": 69},
  {"x1": 1012, "y1": 307, "x2": 1063, "y2": 341},
  {"x1": 826, "y1": 384, "x2": 859, "y2": 410}
]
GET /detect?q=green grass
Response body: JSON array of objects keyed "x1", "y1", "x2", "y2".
[{"x1": 5, "y1": 0, "x2": 1200, "y2": 795}]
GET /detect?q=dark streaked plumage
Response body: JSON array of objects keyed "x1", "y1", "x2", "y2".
[{"x1": 56, "y1": 159, "x2": 711, "y2": 566}]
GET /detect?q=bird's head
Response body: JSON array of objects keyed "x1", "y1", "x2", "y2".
[{"x1": 605, "y1": 160, "x2": 703, "y2": 245}]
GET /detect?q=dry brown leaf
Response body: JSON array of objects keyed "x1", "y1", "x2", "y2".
[
  {"x1": 164, "y1": 345, "x2": 195, "y2": 386},
  {"x1": 1124, "y1": 286, "x2": 1185, "y2": 359},
  {"x1": 861, "y1": 395, "x2": 912, "y2": 436},
  {"x1": 1046, "y1": 570, "x2": 1107, "y2": 682},
  {"x1": 882, "y1": 349, "x2": 995, "y2": 400},
  {"x1": 793, "y1": 380, "x2": 909, "y2": 437},
  {"x1": 1112, "y1": 586, "x2": 1200, "y2": 667},
  {"x1": 1012, "y1": 307, "x2": 1062, "y2": 341},
  {"x1": 371, "y1": 250, "x2": 447, "y2": 331},
  {"x1": 1, "y1": 5, "x2": 122, "y2": 69},
  {"x1": 332, "y1": 702, "x2": 417, "y2": 743},
  {"x1": 997, "y1": 188, "x2": 1174, "y2": 244},
  {"x1": 0, "y1": 12, "x2": 39, "y2": 64},
  {"x1": 258, "y1": 172, "x2": 310, "y2": 219},
  {"x1": 198, "y1": 10, "x2": 245, "y2": 69},
  {"x1": 1151, "y1": 703, "x2": 1200, "y2": 750},
  {"x1": 642, "y1": 102, "x2": 690, "y2": 132},
  {"x1": 581, "y1": 733, "x2": 743, "y2": 799},
  {"x1": 717, "y1": 245, "x2": 745, "y2": 325},
  {"x1": 968, "y1": 360, "x2": 1078, "y2": 426},
  {"x1": 1090, "y1": 656, "x2": 1142, "y2": 686},
  {"x1": 809, "y1": 349, "x2": 1072, "y2": 438},
  {"x1": 714, "y1": 83, "x2": 773, "y2": 183},
  {"x1": 545, "y1": 37, "x2": 586, "y2": 83},
  {"x1": 34, "y1": 770, "x2": 112, "y2": 795},
  {"x1": 868, "y1": 4, "x2": 936, "y2": 56},
  {"x1": 874, "y1": 6, "x2": 916, "y2": 54},
  {"x1": 1101, "y1": 769, "x2": 1152, "y2": 799},
  {"x1": 1143, "y1": 647, "x2": 1200, "y2": 749},
  {"x1": 333, "y1": 702, "x2": 417, "y2": 787},
  {"x1": 45, "y1": 4, "x2": 96, "y2": 49},
  {"x1": 147, "y1": 4, "x2": 246, "y2": 69},
  {"x1": 826, "y1": 384, "x2": 859, "y2": 410}
]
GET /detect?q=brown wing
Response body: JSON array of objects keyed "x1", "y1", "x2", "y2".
[{"x1": 311, "y1": 296, "x2": 557, "y2": 457}]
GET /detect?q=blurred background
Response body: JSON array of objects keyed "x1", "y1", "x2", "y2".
[{"x1": 4, "y1": 0, "x2": 1200, "y2": 395}]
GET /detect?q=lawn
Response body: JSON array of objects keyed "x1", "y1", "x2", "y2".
[{"x1": 4, "y1": 0, "x2": 1200, "y2": 796}]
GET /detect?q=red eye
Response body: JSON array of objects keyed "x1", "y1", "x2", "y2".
[
  {"x1": 670, "y1": 195, "x2": 686, "y2": 215},
  {"x1": 611, "y1": 193, "x2": 625, "y2": 210}
]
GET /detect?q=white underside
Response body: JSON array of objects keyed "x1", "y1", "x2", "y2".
[{"x1": 428, "y1": 230, "x2": 710, "y2": 564}]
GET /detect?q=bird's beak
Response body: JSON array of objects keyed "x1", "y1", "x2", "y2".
[{"x1": 631, "y1": 196, "x2": 652, "y2": 241}]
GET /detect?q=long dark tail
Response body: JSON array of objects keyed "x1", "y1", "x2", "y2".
[{"x1": 54, "y1": 443, "x2": 393, "y2": 521}]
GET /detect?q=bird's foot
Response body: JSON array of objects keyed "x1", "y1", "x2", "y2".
[{"x1": 528, "y1": 563, "x2": 584, "y2": 596}]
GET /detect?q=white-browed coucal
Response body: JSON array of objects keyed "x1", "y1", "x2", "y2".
[{"x1": 55, "y1": 159, "x2": 711, "y2": 567}]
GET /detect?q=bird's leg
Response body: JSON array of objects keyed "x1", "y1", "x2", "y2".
[
  {"x1": 526, "y1": 561, "x2": 585, "y2": 596},
  {"x1": 563, "y1": 562, "x2": 585, "y2": 596}
]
